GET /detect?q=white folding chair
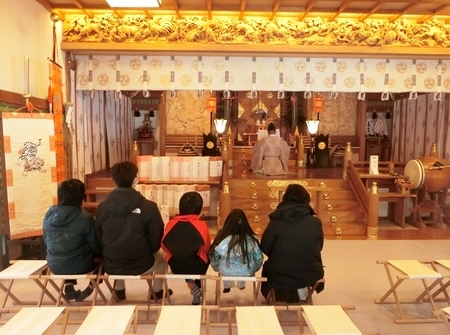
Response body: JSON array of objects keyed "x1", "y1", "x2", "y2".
[
  {"x1": 0, "y1": 260, "x2": 56, "y2": 308},
  {"x1": 73, "y1": 305, "x2": 137, "y2": 335},
  {"x1": 376, "y1": 260, "x2": 444, "y2": 323},
  {"x1": 0, "y1": 306, "x2": 66, "y2": 335},
  {"x1": 211, "y1": 275, "x2": 267, "y2": 307},
  {"x1": 235, "y1": 306, "x2": 284, "y2": 335},
  {"x1": 154, "y1": 305, "x2": 202, "y2": 335}
]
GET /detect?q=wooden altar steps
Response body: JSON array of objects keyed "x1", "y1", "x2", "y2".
[
  {"x1": 306, "y1": 179, "x2": 367, "y2": 236},
  {"x1": 228, "y1": 177, "x2": 367, "y2": 237}
]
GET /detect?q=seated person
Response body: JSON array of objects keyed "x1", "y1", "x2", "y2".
[
  {"x1": 161, "y1": 192, "x2": 211, "y2": 305},
  {"x1": 260, "y1": 184, "x2": 325, "y2": 303},
  {"x1": 251, "y1": 123, "x2": 290, "y2": 175},
  {"x1": 209, "y1": 209, "x2": 263, "y2": 292},
  {"x1": 43, "y1": 179, "x2": 101, "y2": 302},
  {"x1": 95, "y1": 161, "x2": 171, "y2": 300}
]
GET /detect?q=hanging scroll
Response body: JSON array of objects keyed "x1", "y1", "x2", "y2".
[
  {"x1": 49, "y1": 60, "x2": 65, "y2": 183},
  {"x1": 2, "y1": 112, "x2": 57, "y2": 239}
]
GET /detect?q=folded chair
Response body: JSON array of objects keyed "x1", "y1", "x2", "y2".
[
  {"x1": 0, "y1": 260, "x2": 56, "y2": 309},
  {"x1": 235, "y1": 306, "x2": 284, "y2": 335},
  {"x1": 71, "y1": 305, "x2": 138, "y2": 335},
  {"x1": 153, "y1": 305, "x2": 202, "y2": 335},
  {"x1": 211, "y1": 275, "x2": 267, "y2": 307},
  {"x1": 154, "y1": 273, "x2": 209, "y2": 306},
  {"x1": 423, "y1": 260, "x2": 450, "y2": 304},
  {"x1": 96, "y1": 273, "x2": 158, "y2": 305},
  {"x1": 266, "y1": 278, "x2": 325, "y2": 306},
  {"x1": 38, "y1": 265, "x2": 107, "y2": 307},
  {"x1": 375, "y1": 260, "x2": 444, "y2": 324},
  {"x1": 300, "y1": 305, "x2": 379, "y2": 335},
  {"x1": 0, "y1": 306, "x2": 66, "y2": 335},
  {"x1": 434, "y1": 306, "x2": 450, "y2": 333}
]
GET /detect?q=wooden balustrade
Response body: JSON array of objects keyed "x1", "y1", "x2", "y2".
[{"x1": 346, "y1": 161, "x2": 369, "y2": 218}]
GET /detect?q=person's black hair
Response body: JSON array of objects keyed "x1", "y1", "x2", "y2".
[
  {"x1": 57, "y1": 179, "x2": 85, "y2": 207},
  {"x1": 110, "y1": 161, "x2": 138, "y2": 188},
  {"x1": 282, "y1": 184, "x2": 311, "y2": 203},
  {"x1": 209, "y1": 208, "x2": 260, "y2": 268},
  {"x1": 179, "y1": 191, "x2": 203, "y2": 215},
  {"x1": 267, "y1": 123, "x2": 276, "y2": 132}
]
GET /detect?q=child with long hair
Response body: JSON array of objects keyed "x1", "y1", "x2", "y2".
[{"x1": 210, "y1": 209, "x2": 263, "y2": 292}]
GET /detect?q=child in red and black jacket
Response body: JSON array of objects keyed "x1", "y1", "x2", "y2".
[{"x1": 161, "y1": 191, "x2": 211, "y2": 305}]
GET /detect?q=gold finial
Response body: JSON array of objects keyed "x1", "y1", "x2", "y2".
[
  {"x1": 346, "y1": 142, "x2": 352, "y2": 152},
  {"x1": 223, "y1": 181, "x2": 230, "y2": 193},
  {"x1": 430, "y1": 142, "x2": 438, "y2": 157},
  {"x1": 294, "y1": 126, "x2": 299, "y2": 137},
  {"x1": 371, "y1": 182, "x2": 378, "y2": 194}
]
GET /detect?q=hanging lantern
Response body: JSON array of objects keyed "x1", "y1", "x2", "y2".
[
  {"x1": 313, "y1": 96, "x2": 324, "y2": 114},
  {"x1": 206, "y1": 97, "x2": 217, "y2": 113}
]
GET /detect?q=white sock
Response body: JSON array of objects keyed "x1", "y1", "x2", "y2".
[{"x1": 297, "y1": 287, "x2": 309, "y2": 300}]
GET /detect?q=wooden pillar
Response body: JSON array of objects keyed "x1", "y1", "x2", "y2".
[
  {"x1": 367, "y1": 182, "x2": 379, "y2": 239},
  {"x1": 343, "y1": 142, "x2": 352, "y2": 179},
  {"x1": 358, "y1": 99, "x2": 367, "y2": 161},
  {"x1": 297, "y1": 135, "x2": 305, "y2": 167},
  {"x1": 219, "y1": 159, "x2": 232, "y2": 229},
  {"x1": 291, "y1": 93, "x2": 298, "y2": 133},
  {"x1": 219, "y1": 181, "x2": 232, "y2": 229},
  {"x1": 227, "y1": 126, "x2": 233, "y2": 167}
]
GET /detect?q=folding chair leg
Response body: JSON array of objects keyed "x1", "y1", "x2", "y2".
[{"x1": 0, "y1": 281, "x2": 21, "y2": 307}]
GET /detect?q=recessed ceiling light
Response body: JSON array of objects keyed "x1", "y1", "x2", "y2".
[{"x1": 106, "y1": 0, "x2": 161, "y2": 8}]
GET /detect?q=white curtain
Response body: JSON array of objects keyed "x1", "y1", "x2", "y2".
[
  {"x1": 391, "y1": 93, "x2": 447, "y2": 162},
  {"x1": 70, "y1": 89, "x2": 132, "y2": 179}
]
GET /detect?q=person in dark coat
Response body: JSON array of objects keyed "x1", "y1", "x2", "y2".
[
  {"x1": 260, "y1": 183, "x2": 325, "y2": 303},
  {"x1": 95, "y1": 161, "x2": 171, "y2": 300},
  {"x1": 43, "y1": 178, "x2": 102, "y2": 302}
]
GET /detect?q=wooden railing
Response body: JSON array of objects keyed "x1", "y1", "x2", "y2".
[
  {"x1": 346, "y1": 161, "x2": 369, "y2": 218},
  {"x1": 351, "y1": 161, "x2": 407, "y2": 175}
]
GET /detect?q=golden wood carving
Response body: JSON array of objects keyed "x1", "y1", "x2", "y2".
[
  {"x1": 63, "y1": 15, "x2": 450, "y2": 49},
  {"x1": 266, "y1": 180, "x2": 308, "y2": 190}
]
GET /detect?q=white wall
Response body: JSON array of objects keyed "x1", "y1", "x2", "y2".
[{"x1": 0, "y1": 0, "x2": 59, "y2": 99}]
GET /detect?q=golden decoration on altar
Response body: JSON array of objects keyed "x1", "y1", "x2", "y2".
[{"x1": 267, "y1": 180, "x2": 308, "y2": 189}]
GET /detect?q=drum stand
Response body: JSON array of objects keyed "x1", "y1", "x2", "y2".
[{"x1": 409, "y1": 187, "x2": 448, "y2": 229}]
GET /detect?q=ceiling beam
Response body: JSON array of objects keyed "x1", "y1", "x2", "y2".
[
  {"x1": 73, "y1": 0, "x2": 94, "y2": 18},
  {"x1": 358, "y1": 2, "x2": 386, "y2": 22},
  {"x1": 239, "y1": 0, "x2": 246, "y2": 21},
  {"x1": 206, "y1": 0, "x2": 212, "y2": 20},
  {"x1": 389, "y1": 3, "x2": 419, "y2": 22},
  {"x1": 144, "y1": 10, "x2": 153, "y2": 19},
  {"x1": 172, "y1": 0, "x2": 182, "y2": 19},
  {"x1": 417, "y1": 4, "x2": 450, "y2": 23},
  {"x1": 34, "y1": 0, "x2": 53, "y2": 12},
  {"x1": 269, "y1": 0, "x2": 281, "y2": 21},
  {"x1": 299, "y1": 0, "x2": 316, "y2": 21},
  {"x1": 328, "y1": 0, "x2": 352, "y2": 21}
]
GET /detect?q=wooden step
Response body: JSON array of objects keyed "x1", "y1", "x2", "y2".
[
  {"x1": 320, "y1": 211, "x2": 366, "y2": 223},
  {"x1": 323, "y1": 222, "x2": 367, "y2": 236}
]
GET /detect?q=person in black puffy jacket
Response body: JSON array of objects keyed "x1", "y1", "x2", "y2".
[
  {"x1": 43, "y1": 179, "x2": 101, "y2": 302},
  {"x1": 260, "y1": 183, "x2": 325, "y2": 303},
  {"x1": 95, "y1": 161, "x2": 171, "y2": 301}
]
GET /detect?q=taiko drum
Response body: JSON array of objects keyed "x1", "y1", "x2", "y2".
[{"x1": 404, "y1": 156, "x2": 450, "y2": 194}]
